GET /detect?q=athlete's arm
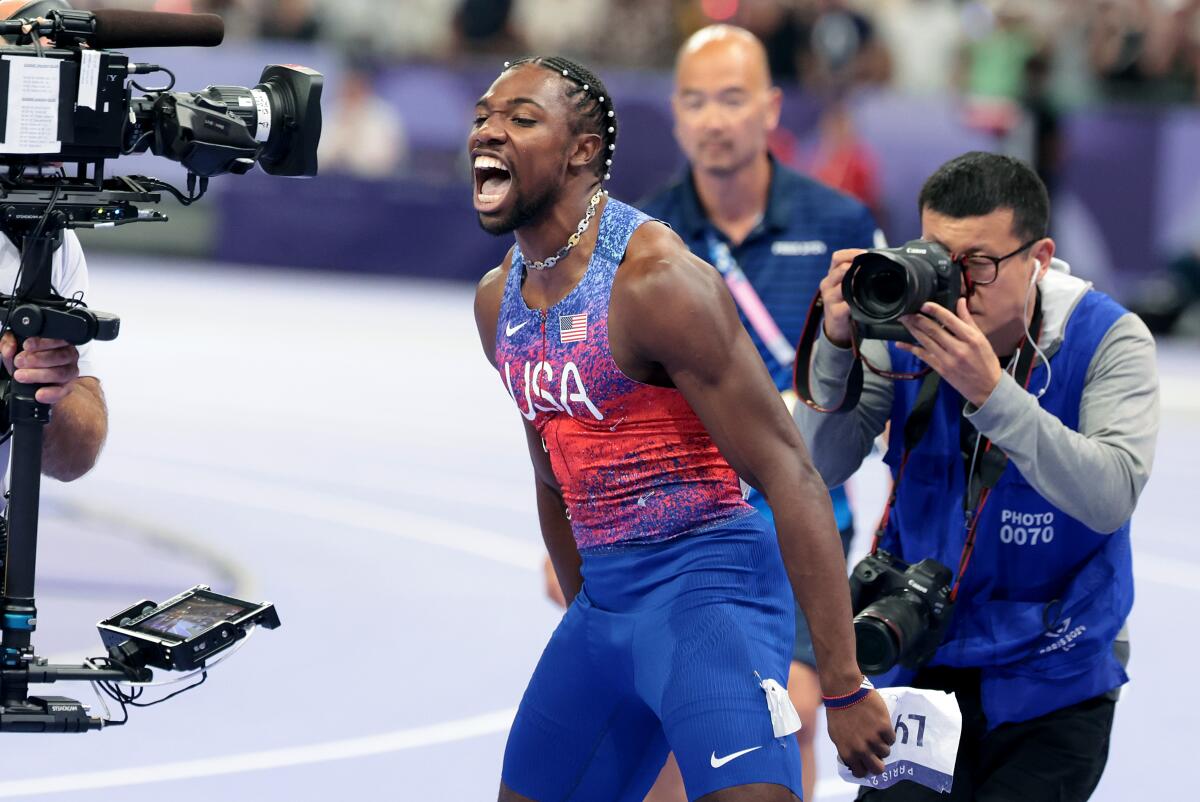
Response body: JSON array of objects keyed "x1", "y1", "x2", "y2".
[
  {"x1": 611, "y1": 224, "x2": 894, "y2": 777},
  {"x1": 474, "y1": 259, "x2": 583, "y2": 605},
  {"x1": 522, "y1": 421, "x2": 582, "y2": 604}
]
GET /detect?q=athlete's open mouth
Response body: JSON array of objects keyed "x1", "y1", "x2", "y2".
[{"x1": 474, "y1": 155, "x2": 512, "y2": 213}]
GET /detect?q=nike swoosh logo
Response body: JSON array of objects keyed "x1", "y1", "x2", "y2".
[
  {"x1": 710, "y1": 746, "x2": 761, "y2": 768},
  {"x1": 505, "y1": 320, "x2": 529, "y2": 337}
]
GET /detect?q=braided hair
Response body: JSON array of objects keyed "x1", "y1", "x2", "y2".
[{"x1": 501, "y1": 56, "x2": 617, "y2": 182}]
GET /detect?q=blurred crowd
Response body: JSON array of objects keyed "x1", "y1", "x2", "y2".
[
  {"x1": 64, "y1": 0, "x2": 1200, "y2": 179},
  {"x1": 60, "y1": 0, "x2": 1200, "y2": 332},
  {"x1": 68, "y1": 0, "x2": 1200, "y2": 189},
  {"x1": 72, "y1": 0, "x2": 1200, "y2": 106}
]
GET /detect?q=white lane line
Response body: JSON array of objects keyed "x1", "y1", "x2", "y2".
[
  {"x1": 89, "y1": 457, "x2": 545, "y2": 572},
  {"x1": 106, "y1": 447, "x2": 534, "y2": 516},
  {"x1": 45, "y1": 456, "x2": 1191, "y2": 800},
  {"x1": 0, "y1": 708, "x2": 516, "y2": 798},
  {"x1": 51, "y1": 498, "x2": 257, "y2": 597},
  {"x1": 88, "y1": 457, "x2": 1200, "y2": 591}
]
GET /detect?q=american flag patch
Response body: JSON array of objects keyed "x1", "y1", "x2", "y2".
[{"x1": 559, "y1": 312, "x2": 588, "y2": 343}]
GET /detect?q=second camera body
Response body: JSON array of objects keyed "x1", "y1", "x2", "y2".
[
  {"x1": 842, "y1": 240, "x2": 960, "y2": 342},
  {"x1": 849, "y1": 549, "x2": 956, "y2": 675}
]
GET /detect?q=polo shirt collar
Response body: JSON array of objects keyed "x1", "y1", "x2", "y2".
[{"x1": 680, "y1": 156, "x2": 794, "y2": 239}]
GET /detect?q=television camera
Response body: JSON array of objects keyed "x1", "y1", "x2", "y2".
[{"x1": 0, "y1": 2, "x2": 320, "y2": 732}]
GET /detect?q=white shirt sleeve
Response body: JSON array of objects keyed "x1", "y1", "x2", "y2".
[{"x1": 51, "y1": 231, "x2": 98, "y2": 379}]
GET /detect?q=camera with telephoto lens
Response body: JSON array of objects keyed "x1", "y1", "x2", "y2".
[
  {"x1": 849, "y1": 549, "x2": 956, "y2": 675},
  {"x1": 842, "y1": 239, "x2": 960, "y2": 342},
  {"x1": 0, "y1": 3, "x2": 322, "y2": 180}
]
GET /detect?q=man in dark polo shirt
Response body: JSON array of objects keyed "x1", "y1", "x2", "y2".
[{"x1": 640, "y1": 23, "x2": 883, "y2": 802}]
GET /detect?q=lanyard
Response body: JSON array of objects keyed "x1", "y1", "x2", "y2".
[{"x1": 705, "y1": 230, "x2": 796, "y2": 368}]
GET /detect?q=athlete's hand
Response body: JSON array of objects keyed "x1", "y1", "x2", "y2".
[
  {"x1": 819, "y1": 249, "x2": 865, "y2": 348},
  {"x1": 0, "y1": 333, "x2": 80, "y2": 405},
  {"x1": 826, "y1": 690, "x2": 894, "y2": 778}
]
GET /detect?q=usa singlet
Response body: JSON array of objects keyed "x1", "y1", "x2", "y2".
[
  {"x1": 493, "y1": 198, "x2": 751, "y2": 551},
  {"x1": 496, "y1": 199, "x2": 804, "y2": 802}
]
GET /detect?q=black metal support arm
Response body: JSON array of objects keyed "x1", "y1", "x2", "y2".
[{"x1": 0, "y1": 198, "x2": 129, "y2": 732}]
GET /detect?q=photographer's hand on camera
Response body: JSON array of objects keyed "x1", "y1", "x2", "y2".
[
  {"x1": 825, "y1": 682, "x2": 894, "y2": 777},
  {"x1": 898, "y1": 298, "x2": 1003, "y2": 408},
  {"x1": 1, "y1": 333, "x2": 79, "y2": 405},
  {"x1": 819, "y1": 249, "x2": 865, "y2": 348}
]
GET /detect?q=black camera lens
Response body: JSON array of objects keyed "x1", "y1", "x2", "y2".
[
  {"x1": 845, "y1": 253, "x2": 933, "y2": 324},
  {"x1": 854, "y1": 616, "x2": 899, "y2": 674},
  {"x1": 853, "y1": 260, "x2": 911, "y2": 319},
  {"x1": 196, "y1": 65, "x2": 322, "y2": 177},
  {"x1": 134, "y1": 64, "x2": 323, "y2": 178},
  {"x1": 853, "y1": 593, "x2": 925, "y2": 674},
  {"x1": 865, "y1": 265, "x2": 907, "y2": 308}
]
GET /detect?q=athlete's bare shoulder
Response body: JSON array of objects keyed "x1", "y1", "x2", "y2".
[
  {"x1": 614, "y1": 219, "x2": 727, "y2": 315},
  {"x1": 476, "y1": 246, "x2": 516, "y2": 301},
  {"x1": 623, "y1": 219, "x2": 692, "y2": 268},
  {"x1": 474, "y1": 246, "x2": 516, "y2": 367},
  {"x1": 609, "y1": 219, "x2": 734, "y2": 372}
]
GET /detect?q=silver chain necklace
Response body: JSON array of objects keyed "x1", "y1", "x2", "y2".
[{"x1": 525, "y1": 189, "x2": 605, "y2": 271}]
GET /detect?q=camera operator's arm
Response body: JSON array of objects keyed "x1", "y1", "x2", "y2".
[
  {"x1": 0, "y1": 335, "x2": 107, "y2": 481},
  {"x1": 614, "y1": 228, "x2": 894, "y2": 778},
  {"x1": 42, "y1": 376, "x2": 106, "y2": 481},
  {"x1": 965, "y1": 312, "x2": 1158, "y2": 533},
  {"x1": 793, "y1": 250, "x2": 894, "y2": 486}
]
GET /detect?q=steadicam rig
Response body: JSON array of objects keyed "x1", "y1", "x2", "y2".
[{"x1": 0, "y1": 7, "x2": 306, "y2": 733}]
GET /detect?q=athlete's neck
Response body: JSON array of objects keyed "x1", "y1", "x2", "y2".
[
  {"x1": 692, "y1": 153, "x2": 771, "y2": 247},
  {"x1": 515, "y1": 182, "x2": 601, "y2": 265},
  {"x1": 515, "y1": 181, "x2": 604, "y2": 302}
]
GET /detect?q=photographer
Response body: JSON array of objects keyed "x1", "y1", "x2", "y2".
[
  {"x1": 0, "y1": 230, "x2": 106, "y2": 488},
  {"x1": 794, "y1": 152, "x2": 1158, "y2": 801}
]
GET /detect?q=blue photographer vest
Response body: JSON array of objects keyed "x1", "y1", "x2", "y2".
[{"x1": 873, "y1": 290, "x2": 1134, "y2": 728}]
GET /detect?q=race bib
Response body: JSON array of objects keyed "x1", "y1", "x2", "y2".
[{"x1": 837, "y1": 687, "x2": 962, "y2": 794}]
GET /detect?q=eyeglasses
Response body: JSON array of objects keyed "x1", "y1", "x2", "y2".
[{"x1": 955, "y1": 238, "x2": 1040, "y2": 286}]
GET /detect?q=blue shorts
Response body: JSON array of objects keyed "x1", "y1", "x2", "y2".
[{"x1": 502, "y1": 512, "x2": 803, "y2": 801}]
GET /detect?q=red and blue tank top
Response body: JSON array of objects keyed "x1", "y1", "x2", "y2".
[{"x1": 494, "y1": 198, "x2": 751, "y2": 552}]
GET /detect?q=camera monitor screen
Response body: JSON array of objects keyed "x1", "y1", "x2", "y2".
[{"x1": 131, "y1": 594, "x2": 252, "y2": 641}]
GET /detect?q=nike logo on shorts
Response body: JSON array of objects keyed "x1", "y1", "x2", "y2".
[
  {"x1": 505, "y1": 320, "x2": 529, "y2": 337},
  {"x1": 710, "y1": 745, "x2": 762, "y2": 768}
]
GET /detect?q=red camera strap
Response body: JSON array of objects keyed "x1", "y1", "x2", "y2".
[{"x1": 793, "y1": 290, "x2": 934, "y2": 416}]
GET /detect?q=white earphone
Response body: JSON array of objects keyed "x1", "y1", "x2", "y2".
[
  {"x1": 1029, "y1": 258, "x2": 1044, "y2": 286},
  {"x1": 1021, "y1": 255, "x2": 1051, "y2": 398}
]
